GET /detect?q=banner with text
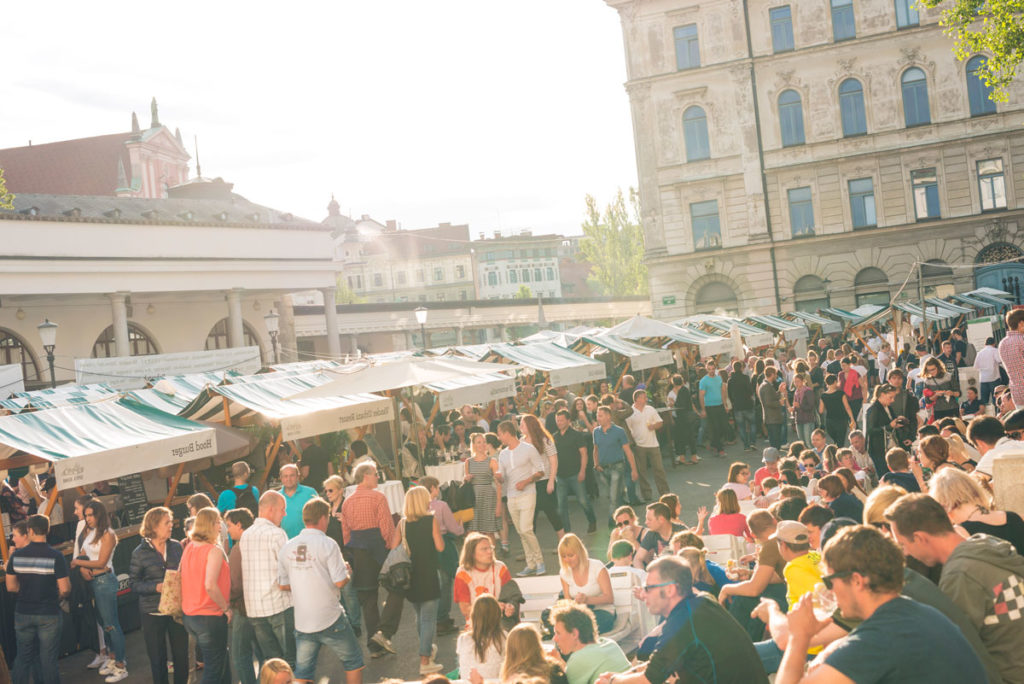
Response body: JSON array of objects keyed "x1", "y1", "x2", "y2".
[
  {"x1": 280, "y1": 396, "x2": 395, "y2": 441},
  {"x1": 76, "y1": 347, "x2": 263, "y2": 390}
]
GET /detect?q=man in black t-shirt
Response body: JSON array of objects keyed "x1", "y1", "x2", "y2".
[
  {"x1": 552, "y1": 409, "x2": 597, "y2": 534},
  {"x1": 635, "y1": 503, "x2": 683, "y2": 569},
  {"x1": 299, "y1": 442, "x2": 332, "y2": 489},
  {"x1": 6, "y1": 514, "x2": 70, "y2": 684}
]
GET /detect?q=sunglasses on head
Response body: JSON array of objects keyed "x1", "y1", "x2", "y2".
[
  {"x1": 821, "y1": 570, "x2": 854, "y2": 590},
  {"x1": 641, "y1": 581, "x2": 674, "y2": 593}
]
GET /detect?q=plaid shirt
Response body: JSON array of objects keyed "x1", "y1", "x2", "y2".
[
  {"x1": 1000, "y1": 330, "x2": 1024, "y2": 406},
  {"x1": 341, "y1": 486, "x2": 395, "y2": 546},
  {"x1": 239, "y1": 518, "x2": 293, "y2": 618}
]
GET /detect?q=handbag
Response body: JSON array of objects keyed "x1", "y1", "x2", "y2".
[
  {"x1": 157, "y1": 568, "x2": 183, "y2": 618},
  {"x1": 379, "y1": 520, "x2": 412, "y2": 593}
]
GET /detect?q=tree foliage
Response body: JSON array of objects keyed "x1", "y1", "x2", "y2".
[
  {"x1": 920, "y1": 0, "x2": 1024, "y2": 102},
  {"x1": 513, "y1": 284, "x2": 533, "y2": 299},
  {"x1": 579, "y1": 188, "x2": 648, "y2": 297},
  {"x1": 0, "y1": 168, "x2": 13, "y2": 210},
  {"x1": 334, "y1": 275, "x2": 366, "y2": 304}
]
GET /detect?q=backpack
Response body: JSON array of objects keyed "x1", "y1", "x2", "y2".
[{"x1": 232, "y1": 485, "x2": 258, "y2": 516}]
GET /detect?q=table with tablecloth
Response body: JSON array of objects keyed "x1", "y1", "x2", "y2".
[
  {"x1": 425, "y1": 461, "x2": 466, "y2": 484},
  {"x1": 344, "y1": 479, "x2": 405, "y2": 515}
]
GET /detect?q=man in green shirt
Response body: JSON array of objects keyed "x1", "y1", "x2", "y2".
[{"x1": 551, "y1": 602, "x2": 629, "y2": 684}]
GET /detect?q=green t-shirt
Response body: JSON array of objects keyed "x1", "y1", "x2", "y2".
[{"x1": 565, "y1": 638, "x2": 631, "y2": 684}]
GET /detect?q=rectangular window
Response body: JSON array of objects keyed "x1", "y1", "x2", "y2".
[
  {"x1": 416, "y1": 269, "x2": 424, "y2": 283},
  {"x1": 787, "y1": 187, "x2": 815, "y2": 236},
  {"x1": 487, "y1": 271, "x2": 498, "y2": 286},
  {"x1": 831, "y1": 0, "x2": 855, "y2": 41},
  {"x1": 849, "y1": 177, "x2": 876, "y2": 228},
  {"x1": 523, "y1": 269, "x2": 531, "y2": 283},
  {"x1": 534, "y1": 268, "x2": 542, "y2": 281},
  {"x1": 373, "y1": 273, "x2": 383, "y2": 287},
  {"x1": 455, "y1": 265, "x2": 465, "y2": 279},
  {"x1": 978, "y1": 159, "x2": 1007, "y2": 211},
  {"x1": 769, "y1": 6, "x2": 794, "y2": 53},
  {"x1": 396, "y1": 271, "x2": 407, "y2": 285},
  {"x1": 418, "y1": 294, "x2": 427, "y2": 302},
  {"x1": 894, "y1": 0, "x2": 919, "y2": 28},
  {"x1": 911, "y1": 168, "x2": 940, "y2": 220},
  {"x1": 459, "y1": 290, "x2": 468, "y2": 300},
  {"x1": 486, "y1": 252, "x2": 495, "y2": 262},
  {"x1": 509, "y1": 270, "x2": 518, "y2": 284},
  {"x1": 673, "y1": 24, "x2": 700, "y2": 70},
  {"x1": 546, "y1": 267, "x2": 555, "y2": 280},
  {"x1": 691, "y1": 200, "x2": 722, "y2": 251},
  {"x1": 434, "y1": 267, "x2": 443, "y2": 281}
]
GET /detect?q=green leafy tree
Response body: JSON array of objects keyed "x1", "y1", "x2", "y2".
[
  {"x1": 334, "y1": 275, "x2": 366, "y2": 304},
  {"x1": 920, "y1": 0, "x2": 1024, "y2": 102},
  {"x1": 513, "y1": 284, "x2": 533, "y2": 299},
  {"x1": 0, "y1": 168, "x2": 14, "y2": 210},
  {"x1": 580, "y1": 188, "x2": 648, "y2": 297}
]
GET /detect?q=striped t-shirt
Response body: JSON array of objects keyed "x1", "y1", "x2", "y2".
[{"x1": 9, "y1": 541, "x2": 68, "y2": 615}]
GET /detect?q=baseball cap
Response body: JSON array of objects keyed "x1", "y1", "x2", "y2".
[
  {"x1": 762, "y1": 447, "x2": 780, "y2": 464},
  {"x1": 770, "y1": 520, "x2": 810, "y2": 544}
]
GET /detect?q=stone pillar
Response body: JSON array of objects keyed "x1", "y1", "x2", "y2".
[
  {"x1": 349, "y1": 334, "x2": 359, "y2": 355},
  {"x1": 994, "y1": 454, "x2": 1024, "y2": 515},
  {"x1": 108, "y1": 292, "x2": 131, "y2": 357},
  {"x1": 456, "y1": 327, "x2": 464, "y2": 345},
  {"x1": 498, "y1": 325, "x2": 508, "y2": 342},
  {"x1": 321, "y1": 287, "x2": 341, "y2": 357},
  {"x1": 226, "y1": 288, "x2": 244, "y2": 348}
]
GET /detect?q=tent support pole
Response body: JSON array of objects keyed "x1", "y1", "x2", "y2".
[
  {"x1": 391, "y1": 394, "x2": 402, "y2": 480},
  {"x1": 43, "y1": 490, "x2": 60, "y2": 518},
  {"x1": 260, "y1": 432, "x2": 284, "y2": 490},
  {"x1": 533, "y1": 378, "x2": 550, "y2": 414},
  {"x1": 613, "y1": 360, "x2": 632, "y2": 393},
  {"x1": 427, "y1": 400, "x2": 441, "y2": 425},
  {"x1": 0, "y1": 516, "x2": 8, "y2": 563},
  {"x1": 197, "y1": 473, "x2": 217, "y2": 498},
  {"x1": 164, "y1": 463, "x2": 187, "y2": 508},
  {"x1": 222, "y1": 397, "x2": 232, "y2": 427}
]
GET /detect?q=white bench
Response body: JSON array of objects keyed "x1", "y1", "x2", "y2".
[
  {"x1": 701, "y1": 534, "x2": 745, "y2": 566},
  {"x1": 515, "y1": 573, "x2": 562, "y2": 624},
  {"x1": 604, "y1": 567, "x2": 651, "y2": 655}
]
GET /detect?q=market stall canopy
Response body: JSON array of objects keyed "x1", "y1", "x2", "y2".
[
  {"x1": 892, "y1": 302, "x2": 957, "y2": 326},
  {"x1": 483, "y1": 342, "x2": 606, "y2": 387},
  {"x1": 604, "y1": 315, "x2": 731, "y2": 357},
  {"x1": 578, "y1": 335, "x2": 674, "y2": 372},
  {"x1": 745, "y1": 315, "x2": 809, "y2": 340},
  {"x1": 0, "y1": 397, "x2": 219, "y2": 490},
  {"x1": 426, "y1": 373, "x2": 518, "y2": 412},
  {"x1": 950, "y1": 293, "x2": 1001, "y2": 314},
  {"x1": 181, "y1": 372, "x2": 394, "y2": 441},
  {"x1": 966, "y1": 288, "x2": 1014, "y2": 310},
  {"x1": 925, "y1": 297, "x2": 974, "y2": 317},
  {"x1": 520, "y1": 330, "x2": 581, "y2": 346},
  {"x1": 785, "y1": 311, "x2": 842, "y2": 335},
  {"x1": 269, "y1": 360, "x2": 341, "y2": 373},
  {"x1": 148, "y1": 372, "x2": 240, "y2": 402},
  {"x1": 676, "y1": 316, "x2": 775, "y2": 349},
  {"x1": 125, "y1": 388, "x2": 191, "y2": 414},
  {"x1": 1, "y1": 384, "x2": 119, "y2": 413},
  {"x1": 819, "y1": 307, "x2": 864, "y2": 325},
  {"x1": 288, "y1": 356, "x2": 520, "y2": 400}
]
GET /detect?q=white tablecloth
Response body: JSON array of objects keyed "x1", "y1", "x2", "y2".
[
  {"x1": 344, "y1": 480, "x2": 405, "y2": 515},
  {"x1": 425, "y1": 461, "x2": 465, "y2": 484}
]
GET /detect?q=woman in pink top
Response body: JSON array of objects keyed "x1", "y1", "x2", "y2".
[
  {"x1": 707, "y1": 488, "x2": 752, "y2": 541},
  {"x1": 179, "y1": 507, "x2": 231, "y2": 684},
  {"x1": 720, "y1": 462, "x2": 752, "y2": 500}
]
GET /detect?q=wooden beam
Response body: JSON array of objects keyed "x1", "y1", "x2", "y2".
[
  {"x1": 164, "y1": 462, "x2": 187, "y2": 508},
  {"x1": 533, "y1": 377, "x2": 550, "y2": 414},
  {"x1": 43, "y1": 490, "x2": 60, "y2": 518},
  {"x1": 613, "y1": 359, "x2": 632, "y2": 393},
  {"x1": 259, "y1": 431, "x2": 284, "y2": 490},
  {"x1": 197, "y1": 472, "x2": 217, "y2": 498},
  {"x1": 222, "y1": 396, "x2": 232, "y2": 428},
  {"x1": 0, "y1": 515, "x2": 8, "y2": 563}
]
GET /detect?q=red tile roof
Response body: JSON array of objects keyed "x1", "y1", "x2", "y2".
[{"x1": 0, "y1": 132, "x2": 134, "y2": 196}]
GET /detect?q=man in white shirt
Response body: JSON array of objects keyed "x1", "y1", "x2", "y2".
[
  {"x1": 968, "y1": 413, "x2": 1024, "y2": 480},
  {"x1": 279, "y1": 497, "x2": 364, "y2": 684},
  {"x1": 974, "y1": 337, "x2": 1002, "y2": 406},
  {"x1": 240, "y1": 490, "x2": 295, "y2": 667},
  {"x1": 496, "y1": 420, "x2": 546, "y2": 576},
  {"x1": 624, "y1": 390, "x2": 668, "y2": 501}
]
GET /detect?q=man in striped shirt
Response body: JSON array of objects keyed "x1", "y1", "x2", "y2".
[{"x1": 999, "y1": 308, "x2": 1024, "y2": 408}]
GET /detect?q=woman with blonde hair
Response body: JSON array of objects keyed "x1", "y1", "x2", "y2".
[
  {"x1": 929, "y1": 468, "x2": 1024, "y2": 550},
  {"x1": 179, "y1": 507, "x2": 230, "y2": 684},
  {"x1": 378, "y1": 485, "x2": 445, "y2": 675},
  {"x1": 677, "y1": 546, "x2": 723, "y2": 594},
  {"x1": 258, "y1": 658, "x2": 293, "y2": 684},
  {"x1": 557, "y1": 533, "x2": 615, "y2": 633},
  {"x1": 500, "y1": 622, "x2": 568, "y2": 684},
  {"x1": 518, "y1": 413, "x2": 564, "y2": 539},
  {"x1": 456, "y1": 595, "x2": 506, "y2": 682}
]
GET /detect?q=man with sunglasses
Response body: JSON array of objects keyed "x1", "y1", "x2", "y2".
[
  {"x1": 595, "y1": 556, "x2": 767, "y2": 684},
  {"x1": 776, "y1": 525, "x2": 986, "y2": 684}
]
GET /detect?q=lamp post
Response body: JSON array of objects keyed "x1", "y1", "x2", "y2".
[
  {"x1": 823, "y1": 278, "x2": 833, "y2": 309},
  {"x1": 37, "y1": 319, "x2": 58, "y2": 388},
  {"x1": 414, "y1": 307, "x2": 428, "y2": 351},
  {"x1": 264, "y1": 309, "x2": 280, "y2": 364}
]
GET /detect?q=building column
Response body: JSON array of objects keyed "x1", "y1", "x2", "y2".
[
  {"x1": 456, "y1": 327, "x2": 464, "y2": 345},
  {"x1": 227, "y1": 288, "x2": 244, "y2": 348},
  {"x1": 108, "y1": 292, "x2": 131, "y2": 357},
  {"x1": 498, "y1": 325, "x2": 508, "y2": 342},
  {"x1": 321, "y1": 287, "x2": 342, "y2": 357},
  {"x1": 349, "y1": 334, "x2": 359, "y2": 355}
]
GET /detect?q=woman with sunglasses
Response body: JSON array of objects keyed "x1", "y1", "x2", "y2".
[{"x1": 322, "y1": 474, "x2": 363, "y2": 636}]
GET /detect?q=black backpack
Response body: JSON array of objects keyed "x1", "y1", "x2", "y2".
[{"x1": 232, "y1": 485, "x2": 258, "y2": 516}]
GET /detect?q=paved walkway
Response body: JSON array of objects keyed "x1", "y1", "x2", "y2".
[{"x1": 55, "y1": 441, "x2": 762, "y2": 683}]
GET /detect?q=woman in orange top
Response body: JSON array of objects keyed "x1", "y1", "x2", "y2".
[{"x1": 179, "y1": 506, "x2": 231, "y2": 684}]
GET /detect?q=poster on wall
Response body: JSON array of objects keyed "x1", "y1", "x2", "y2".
[
  {"x1": 966, "y1": 317, "x2": 996, "y2": 352},
  {"x1": 75, "y1": 347, "x2": 262, "y2": 390}
]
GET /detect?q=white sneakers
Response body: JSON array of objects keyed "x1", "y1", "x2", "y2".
[
  {"x1": 86, "y1": 654, "x2": 108, "y2": 669},
  {"x1": 97, "y1": 660, "x2": 116, "y2": 676},
  {"x1": 104, "y1": 665, "x2": 129, "y2": 683},
  {"x1": 93, "y1": 657, "x2": 128, "y2": 682}
]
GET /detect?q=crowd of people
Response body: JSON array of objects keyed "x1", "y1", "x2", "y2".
[{"x1": 5, "y1": 309, "x2": 1024, "y2": 683}]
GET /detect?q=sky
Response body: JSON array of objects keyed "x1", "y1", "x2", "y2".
[{"x1": 3, "y1": 1, "x2": 638, "y2": 236}]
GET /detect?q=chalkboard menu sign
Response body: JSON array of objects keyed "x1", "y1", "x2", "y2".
[{"x1": 117, "y1": 473, "x2": 149, "y2": 526}]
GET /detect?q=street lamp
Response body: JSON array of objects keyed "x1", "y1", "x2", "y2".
[
  {"x1": 37, "y1": 319, "x2": 58, "y2": 388},
  {"x1": 264, "y1": 309, "x2": 280, "y2": 364},
  {"x1": 414, "y1": 307, "x2": 428, "y2": 351}
]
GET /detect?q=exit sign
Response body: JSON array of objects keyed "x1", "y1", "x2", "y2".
[{"x1": 662, "y1": 295, "x2": 676, "y2": 305}]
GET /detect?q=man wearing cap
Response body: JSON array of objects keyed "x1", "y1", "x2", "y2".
[
  {"x1": 754, "y1": 448, "x2": 781, "y2": 491},
  {"x1": 770, "y1": 521, "x2": 821, "y2": 616},
  {"x1": 968, "y1": 414, "x2": 1024, "y2": 481}
]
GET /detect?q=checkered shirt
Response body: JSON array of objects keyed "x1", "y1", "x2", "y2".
[
  {"x1": 239, "y1": 517, "x2": 293, "y2": 618},
  {"x1": 999, "y1": 331, "x2": 1024, "y2": 407},
  {"x1": 341, "y1": 486, "x2": 394, "y2": 546}
]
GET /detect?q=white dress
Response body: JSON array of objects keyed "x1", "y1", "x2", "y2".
[{"x1": 560, "y1": 557, "x2": 614, "y2": 614}]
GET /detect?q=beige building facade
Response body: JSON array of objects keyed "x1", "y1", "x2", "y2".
[{"x1": 605, "y1": 0, "x2": 1024, "y2": 319}]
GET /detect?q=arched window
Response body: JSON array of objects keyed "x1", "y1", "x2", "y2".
[
  {"x1": 205, "y1": 318, "x2": 262, "y2": 351},
  {"x1": 683, "y1": 106, "x2": 710, "y2": 161},
  {"x1": 967, "y1": 56, "x2": 997, "y2": 117},
  {"x1": 92, "y1": 323, "x2": 159, "y2": 358},
  {"x1": 793, "y1": 275, "x2": 829, "y2": 313},
  {"x1": 854, "y1": 267, "x2": 890, "y2": 306},
  {"x1": 0, "y1": 329, "x2": 41, "y2": 387},
  {"x1": 839, "y1": 78, "x2": 867, "y2": 137},
  {"x1": 920, "y1": 259, "x2": 955, "y2": 297},
  {"x1": 694, "y1": 282, "x2": 739, "y2": 315},
  {"x1": 778, "y1": 90, "x2": 805, "y2": 147},
  {"x1": 901, "y1": 67, "x2": 931, "y2": 127}
]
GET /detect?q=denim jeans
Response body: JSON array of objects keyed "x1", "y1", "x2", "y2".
[
  {"x1": 704, "y1": 405, "x2": 728, "y2": 451},
  {"x1": 754, "y1": 638, "x2": 784, "y2": 674},
  {"x1": 438, "y1": 569, "x2": 455, "y2": 623},
  {"x1": 91, "y1": 571, "x2": 126, "y2": 664},
  {"x1": 183, "y1": 614, "x2": 229, "y2": 684},
  {"x1": 230, "y1": 610, "x2": 258, "y2": 684},
  {"x1": 294, "y1": 613, "x2": 364, "y2": 679},
  {"x1": 340, "y1": 579, "x2": 362, "y2": 633},
  {"x1": 141, "y1": 611, "x2": 189, "y2": 684},
  {"x1": 250, "y1": 607, "x2": 296, "y2": 668},
  {"x1": 981, "y1": 380, "x2": 998, "y2": 404},
  {"x1": 733, "y1": 409, "x2": 755, "y2": 447},
  {"x1": 598, "y1": 460, "x2": 627, "y2": 511},
  {"x1": 797, "y1": 422, "x2": 815, "y2": 447},
  {"x1": 765, "y1": 423, "x2": 784, "y2": 449},
  {"x1": 14, "y1": 611, "x2": 62, "y2": 684},
  {"x1": 555, "y1": 475, "x2": 596, "y2": 531},
  {"x1": 412, "y1": 598, "x2": 439, "y2": 657}
]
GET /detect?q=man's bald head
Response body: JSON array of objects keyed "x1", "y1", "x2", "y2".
[{"x1": 259, "y1": 490, "x2": 286, "y2": 525}]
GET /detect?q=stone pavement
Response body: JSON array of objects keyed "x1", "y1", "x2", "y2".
[{"x1": 56, "y1": 440, "x2": 763, "y2": 683}]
